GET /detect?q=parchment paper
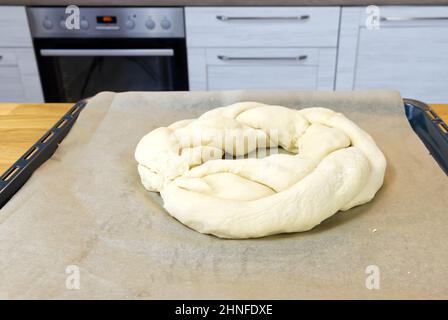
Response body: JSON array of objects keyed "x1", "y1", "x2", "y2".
[{"x1": 1, "y1": 90, "x2": 447, "y2": 299}]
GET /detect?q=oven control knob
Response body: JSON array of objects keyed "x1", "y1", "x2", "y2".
[
  {"x1": 126, "y1": 19, "x2": 135, "y2": 30},
  {"x1": 59, "y1": 20, "x2": 66, "y2": 29},
  {"x1": 160, "y1": 18, "x2": 171, "y2": 30},
  {"x1": 145, "y1": 18, "x2": 156, "y2": 30},
  {"x1": 80, "y1": 19, "x2": 89, "y2": 30},
  {"x1": 42, "y1": 18, "x2": 54, "y2": 30}
]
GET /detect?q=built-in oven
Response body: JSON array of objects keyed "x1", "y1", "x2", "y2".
[{"x1": 27, "y1": 7, "x2": 188, "y2": 102}]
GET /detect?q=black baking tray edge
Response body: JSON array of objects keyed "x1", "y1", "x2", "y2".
[
  {"x1": 0, "y1": 100, "x2": 87, "y2": 209},
  {"x1": 0, "y1": 98, "x2": 447, "y2": 209},
  {"x1": 404, "y1": 98, "x2": 448, "y2": 176}
]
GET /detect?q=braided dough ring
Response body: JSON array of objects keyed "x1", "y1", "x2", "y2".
[{"x1": 135, "y1": 102, "x2": 386, "y2": 239}]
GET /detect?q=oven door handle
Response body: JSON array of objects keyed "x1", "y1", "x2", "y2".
[{"x1": 39, "y1": 49, "x2": 174, "y2": 57}]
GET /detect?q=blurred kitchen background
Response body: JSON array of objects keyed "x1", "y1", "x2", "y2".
[{"x1": 0, "y1": 1, "x2": 447, "y2": 103}]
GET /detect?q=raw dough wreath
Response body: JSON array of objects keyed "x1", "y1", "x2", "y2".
[{"x1": 135, "y1": 102, "x2": 386, "y2": 239}]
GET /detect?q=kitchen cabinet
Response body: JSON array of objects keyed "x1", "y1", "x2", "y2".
[
  {"x1": 0, "y1": 6, "x2": 43, "y2": 102},
  {"x1": 186, "y1": 7, "x2": 339, "y2": 48},
  {"x1": 0, "y1": 6, "x2": 33, "y2": 47},
  {"x1": 186, "y1": 7, "x2": 340, "y2": 91},
  {"x1": 0, "y1": 48, "x2": 42, "y2": 102},
  {"x1": 188, "y1": 47, "x2": 336, "y2": 91},
  {"x1": 337, "y1": 6, "x2": 448, "y2": 103}
]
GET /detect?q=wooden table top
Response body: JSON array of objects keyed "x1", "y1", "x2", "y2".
[{"x1": 0, "y1": 102, "x2": 447, "y2": 175}]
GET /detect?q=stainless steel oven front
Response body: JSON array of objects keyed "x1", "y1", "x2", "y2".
[{"x1": 27, "y1": 7, "x2": 188, "y2": 102}]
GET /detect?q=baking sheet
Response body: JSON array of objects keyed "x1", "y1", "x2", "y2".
[{"x1": 0, "y1": 90, "x2": 447, "y2": 299}]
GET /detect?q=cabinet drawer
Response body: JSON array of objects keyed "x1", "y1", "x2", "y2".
[
  {"x1": 361, "y1": 6, "x2": 448, "y2": 27},
  {"x1": 0, "y1": 6, "x2": 32, "y2": 47},
  {"x1": 201, "y1": 48, "x2": 336, "y2": 91},
  {"x1": 186, "y1": 7, "x2": 340, "y2": 48}
]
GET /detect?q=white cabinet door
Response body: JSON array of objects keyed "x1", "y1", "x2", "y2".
[
  {"x1": 0, "y1": 48, "x2": 43, "y2": 102},
  {"x1": 188, "y1": 48, "x2": 336, "y2": 91},
  {"x1": 0, "y1": 6, "x2": 32, "y2": 47},
  {"x1": 0, "y1": 7, "x2": 43, "y2": 102},
  {"x1": 337, "y1": 6, "x2": 448, "y2": 103},
  {"x1": 0, "y1": 66, "x2": 26, "y2": 101},
  {"x1": 355, "y1": 27, "x2": 448, "y2": 102}
]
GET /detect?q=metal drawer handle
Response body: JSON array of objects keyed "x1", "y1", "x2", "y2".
[
  {"x1": 380, "y1": 16, "x2": 448, "y2": 22},
  {"x1": 218, "y1": 55, "x2": 308, "y2": 61},
  {"x1": 216, "y1": 15, "x2": 310, "y2": 21}
]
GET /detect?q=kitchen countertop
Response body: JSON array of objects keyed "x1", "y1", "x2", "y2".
[
  {"x1": 0, "y1": 101, "x2": 447, "y2": 175},
  {"x1": 0, "y1": 103, "x2": 72, "y2": 174},
  {"x1": 1, "y1": 0, "x2": 448, "y2": 6}
]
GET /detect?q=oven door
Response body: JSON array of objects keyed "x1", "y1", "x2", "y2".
[{"x1": 34, "y1": 38, "x2": 188, "y2": 102}]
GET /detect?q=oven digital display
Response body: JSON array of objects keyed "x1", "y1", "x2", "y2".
[{"x1": 96, "y1": 16, "x2": 117, "y2": 24}]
